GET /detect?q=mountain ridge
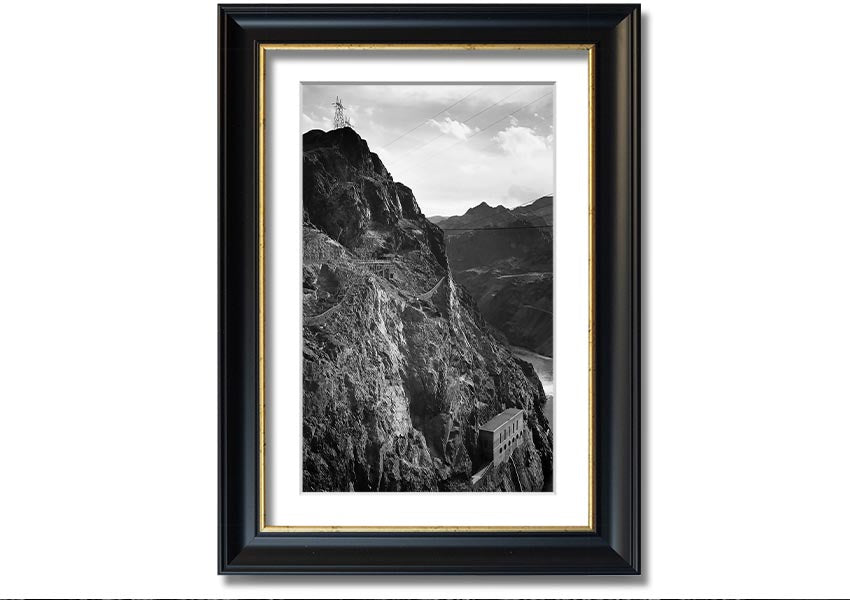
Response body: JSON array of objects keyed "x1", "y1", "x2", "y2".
[
  {"x1": 432, "y1": 195, "x2": 552, "y2": 233},
  {"x1": 301, "y1": 127, "x2": 553, "y2": 492}
]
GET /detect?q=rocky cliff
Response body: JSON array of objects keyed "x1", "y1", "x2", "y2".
[
  {"x1": 433, "y1": 197, "x2": 554, "y2": 356},
  {"x1": 301, "y1": 127, "x2": 553, "y2": 491}
]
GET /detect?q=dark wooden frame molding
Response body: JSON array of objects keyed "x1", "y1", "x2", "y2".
[{"x1": 219, "y1": 3, "x2": 640, "y2": 574}]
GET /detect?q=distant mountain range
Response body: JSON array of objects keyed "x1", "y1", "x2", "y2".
[
  {"x1": 429, "y1": 196, "x2": 553, "y2": 356},
  {"x1": 431, "y1": 195, "x2": 552, "y2": 234}
]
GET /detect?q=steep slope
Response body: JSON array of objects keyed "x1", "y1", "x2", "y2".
[
  {"x1": 302, "y1": 127, "x2": 553, "y2": 492},
  {"x1": 456, "y1": 270, "x2": 553, "y2": 356},
  {"x1": 432, "y1": 197, "x2": 554, "y2": 356}
]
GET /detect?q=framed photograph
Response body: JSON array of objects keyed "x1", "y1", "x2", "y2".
[{"x1": 219, "y1": 3, "x2": 640, "y2": 574}]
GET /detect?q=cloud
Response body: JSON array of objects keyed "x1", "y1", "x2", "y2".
[
  {"x1": 505, "y1": 184, "x2": 538, "y2": 205},
  {"x1": 492, "y1": 124, "x2": 549, "y2": 156},
  {"x1": 427, "y1": 117, "x2": 476, "y2": 140},
  {"x1": 301, "y1": 112, "x2": 331, "y2": 131},
  {"x1": 299, "y1": 83, "x2": 555, "y2": 216},
  {"x1": 395, "y1": 124, "x2": 553, "y2": 216}
]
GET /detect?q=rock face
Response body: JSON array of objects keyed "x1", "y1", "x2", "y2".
[
  {"x1": 301, "y1": 127, "x2": 553, "y2": 492},
  {"x1": 433, "y1": 197, "x2": 554, "y2": 356}
]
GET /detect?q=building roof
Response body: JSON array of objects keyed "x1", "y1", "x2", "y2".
[{"x1": 479, "y1": 408, "x2": 523, "y2": 432}]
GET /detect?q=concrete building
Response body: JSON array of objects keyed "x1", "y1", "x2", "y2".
[
  {"x1": 353, "y1": 258, "x2": 397, "y2": 282},
  {"x1": 479, "y1": 408, "x2": 524, "y2": 465}
]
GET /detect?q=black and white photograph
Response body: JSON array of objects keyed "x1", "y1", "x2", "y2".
[
  {"x1": 12, "y1": 0, "x2": 850, "y2": 594},
  {"x1": 301, "y1": 83, "x2": 555, "y2": 492}
]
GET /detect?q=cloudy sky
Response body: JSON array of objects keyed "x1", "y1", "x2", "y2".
[{"x1": 301, "y1": 83, "x2": 554, "y2": 217}]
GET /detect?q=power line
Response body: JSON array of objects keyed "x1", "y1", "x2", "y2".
[
  {"x1": 434, "y1": 91, "x2": 553, "y2": 157},
  {"x1": 438, "y1": 225, "x2": 553, "y2": 231},
  {"x1": 402, "y1": 90, "x2": 554, "y2": 170},
  {"x1": 381, "y1": 87, "x2": 482, "y2": 149},
  {"x1": 394, "y1": 87, "x2": 523, "y2": 161},
  {"x1": 393, "y1": 87, "x2": 525, "y2": 164}
]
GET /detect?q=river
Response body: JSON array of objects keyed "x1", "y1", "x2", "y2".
[{"x1": 510, "y1": 345, "x2": 554, "y2": 426}]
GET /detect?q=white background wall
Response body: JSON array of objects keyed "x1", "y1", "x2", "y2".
[{"x1": 1, "y1": 0, "x2": 848, "y2": 597}]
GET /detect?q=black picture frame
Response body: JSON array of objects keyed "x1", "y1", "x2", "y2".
[{"x1": 219, "y1": 3, "x2": 640, "y2": 574}]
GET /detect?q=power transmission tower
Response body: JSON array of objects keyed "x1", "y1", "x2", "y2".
[{"x1": 332, "y1": 96, "x2": 351, "y2": 129}]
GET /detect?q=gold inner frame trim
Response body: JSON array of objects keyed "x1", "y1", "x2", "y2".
[{"x1": 258, "y1": 43, "x2": 596, "y2": 533}]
